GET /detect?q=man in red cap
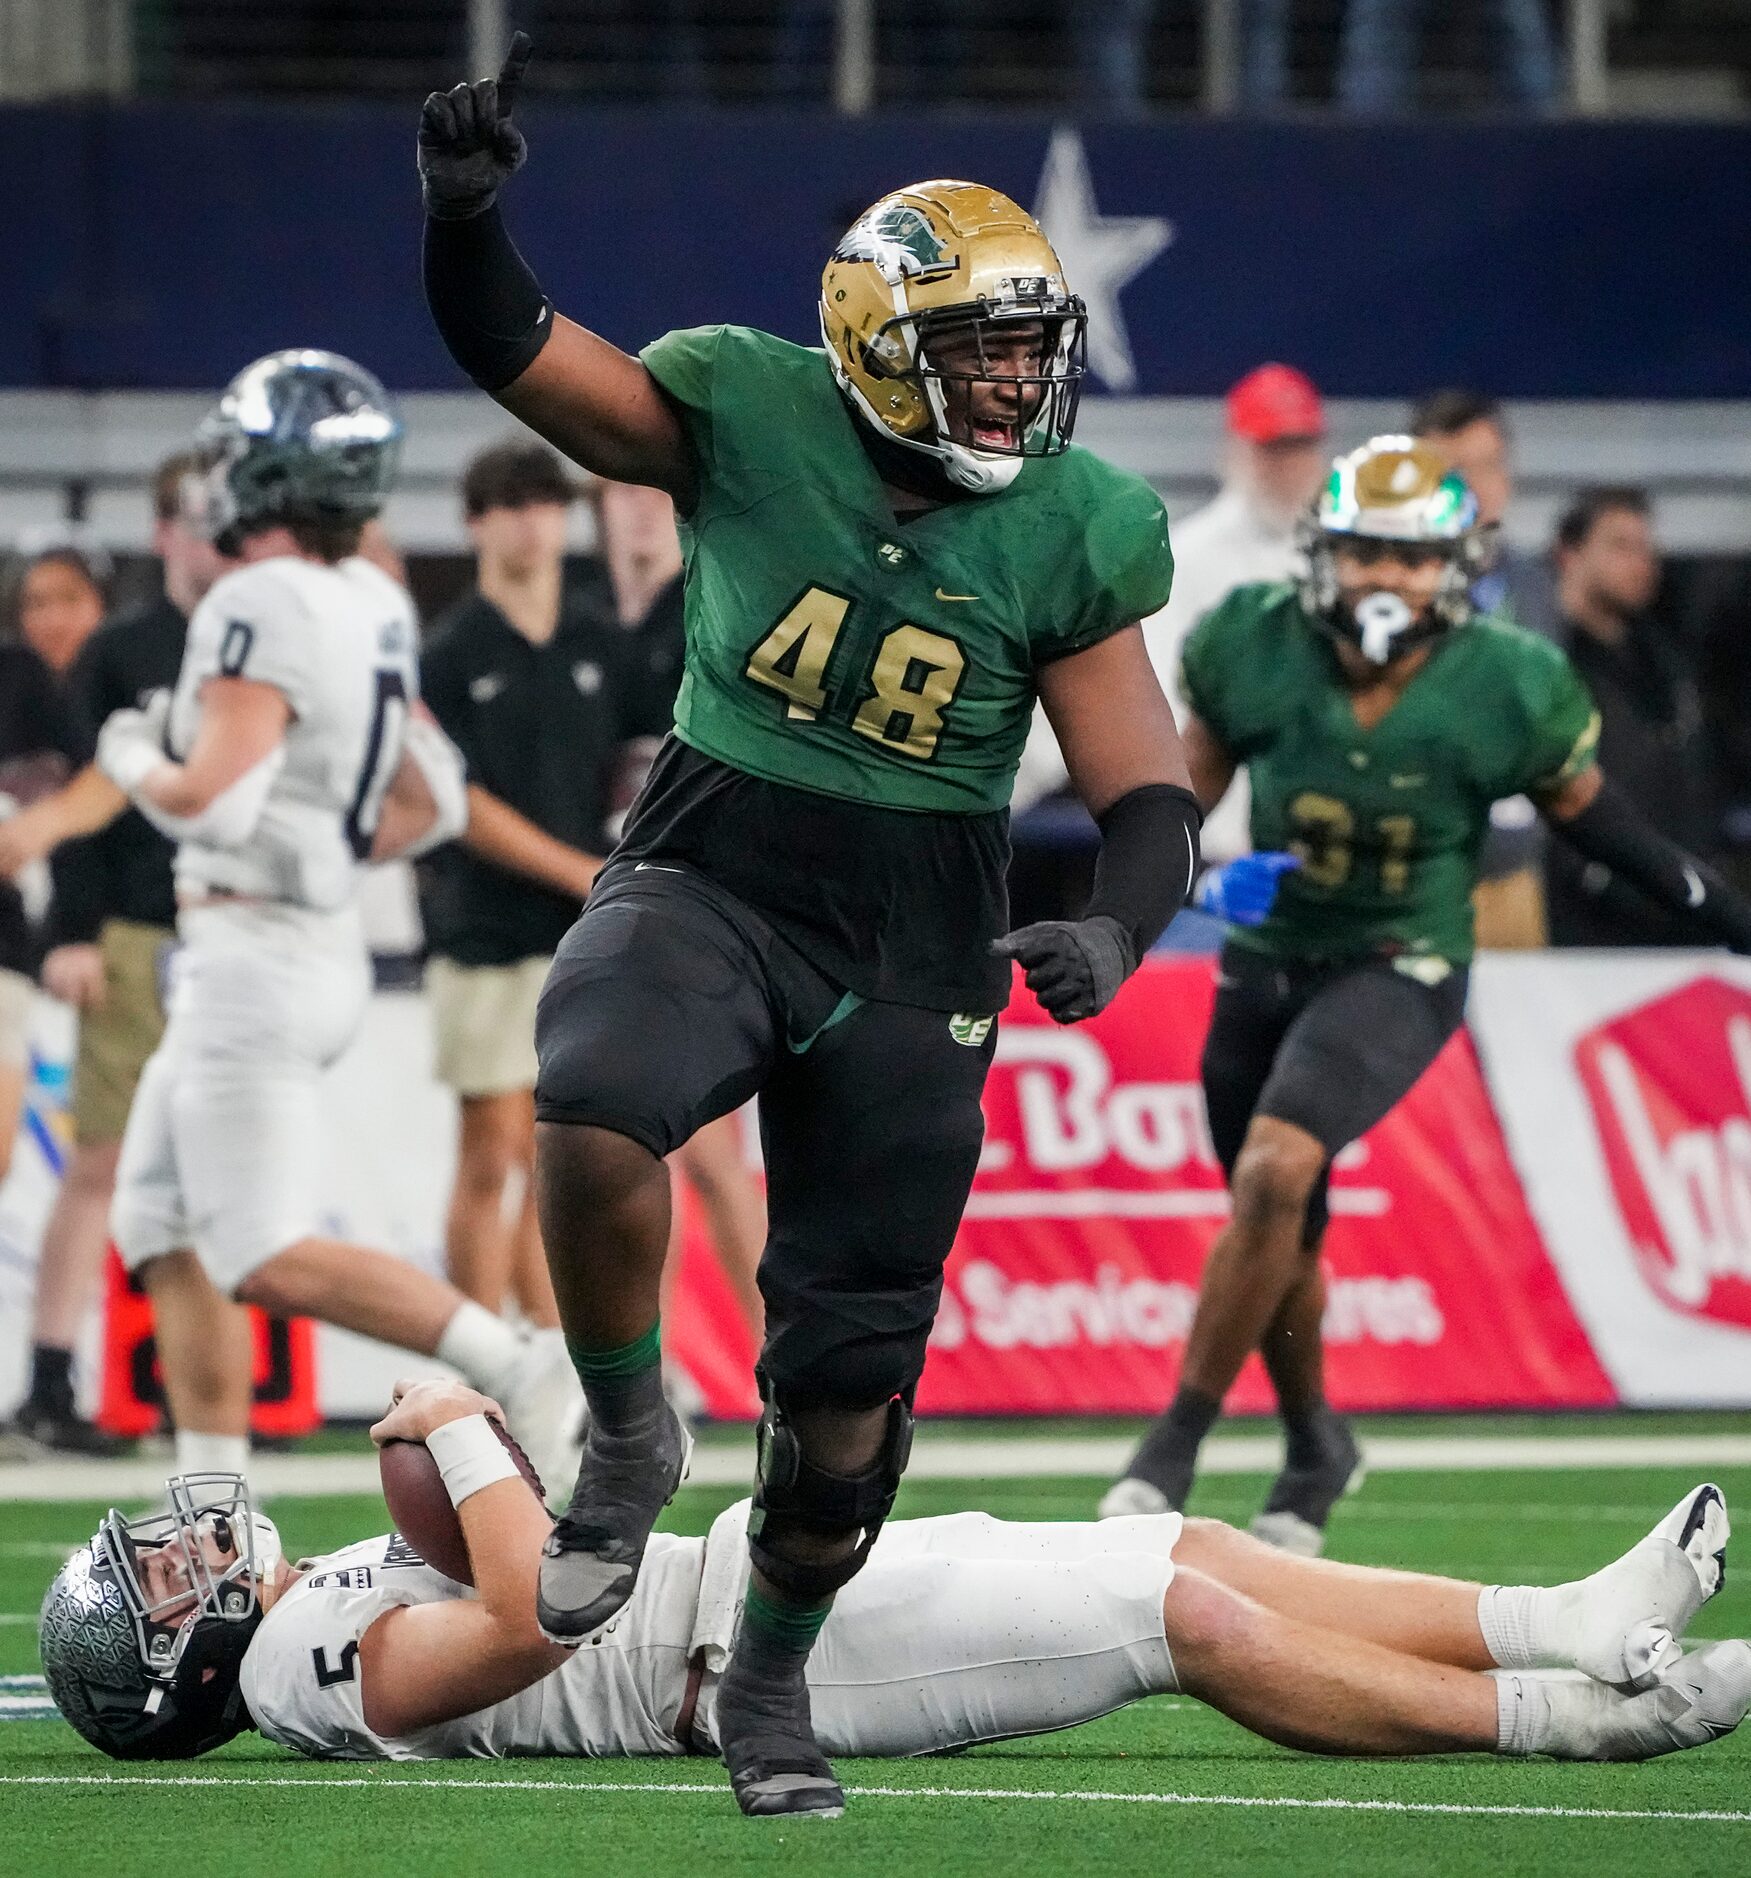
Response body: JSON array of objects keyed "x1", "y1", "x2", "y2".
[{"x1": 1140, "y1": 364, "x2": 1327, "y2": 863}]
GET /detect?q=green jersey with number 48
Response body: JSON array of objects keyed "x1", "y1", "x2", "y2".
[
  {"x1": 1181, "y1": 584, "x2": 1600, "y2": 965},
  {"x1": 640, "y1": 324, "x2": 1173, "y2": 815}
]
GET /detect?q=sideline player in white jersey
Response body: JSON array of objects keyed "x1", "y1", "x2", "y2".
[
  {"x1": 38, "y1": 1379, "x2": 1751, "y2": 1774},
  {"x1": 73, "y1": 351, "x2": 584, "y2": 1499}
]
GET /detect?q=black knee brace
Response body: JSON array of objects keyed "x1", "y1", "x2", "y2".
[{"x1": 745, "y1": 1392, "x2": 915, "y2": 1602}]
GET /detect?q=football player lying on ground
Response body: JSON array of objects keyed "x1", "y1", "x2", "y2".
[{"x1": 40, "y1": 1380, "x2": 1751, "y2": 1769}]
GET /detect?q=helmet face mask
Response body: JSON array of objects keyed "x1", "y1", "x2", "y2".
[
  {"x1": 821, "y1": 181, "x2": 1087, "y2": 496},
  {"x1": 196, "y1": 349, "x2": 402, "y2": 552},
  {"x1": 39, "y1": 1475, "x2": 273, "y2": 1760},
  {"x1": 1297, "y1": 435, "x2": 1495, "y2": 665},
  {"x1": 912, "y1": 308, "x2": 1086, "y2": 468}
]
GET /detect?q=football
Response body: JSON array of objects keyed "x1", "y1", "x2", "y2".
[{"x1": 377, "y1": 1420, "x2": 550, "y2": 1586}]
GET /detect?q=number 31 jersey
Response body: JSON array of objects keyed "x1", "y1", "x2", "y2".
[
  {"x1": 167, "y1": 555, "x2": 418, "y2": 911},
  {"x1": 1181, "y1": 583, "x2": 1600, "y2": 966}
]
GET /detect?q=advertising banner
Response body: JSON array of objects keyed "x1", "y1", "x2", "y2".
[
  {"x1": 667, "y1": 958, "x2": 1614, "y2": 1419},
  {"x1": 1469, "y1": 953, "x2": 1751, "y2": 1405},
  {"x1": 15, "y1": 955, "x2": 1751, "y2": 1426}
]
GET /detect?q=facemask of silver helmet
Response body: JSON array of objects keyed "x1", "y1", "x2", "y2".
[
  {"x1": 1297, "y1": 435, "x2": 1495, "y2": 665},
  {"x1": 195, "y1": 349, "x2": 402, "y2": 555},
  {"x1": 39, "y1": 1475, "x2": 278, "y2": 1760}
]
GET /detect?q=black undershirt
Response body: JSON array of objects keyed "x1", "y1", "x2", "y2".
[{"x1": 615, "y1": 737, "x2": 1012, "y2": 1013}]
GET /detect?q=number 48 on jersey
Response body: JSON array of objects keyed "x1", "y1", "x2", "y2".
[{"x1": 745, "y1": 586, "x2": 967, "y2": 762}]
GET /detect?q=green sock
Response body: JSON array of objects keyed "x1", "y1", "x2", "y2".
[
  {"x1": 565, "y1": 1321, "x2": 662, "y2": 1381},
  {"x1": 740, "y1": 1582, "x2": 833, "y2": 1656},
  {"x1": 564, "y1": 1322, "x2": 664, "y2": 1437}
]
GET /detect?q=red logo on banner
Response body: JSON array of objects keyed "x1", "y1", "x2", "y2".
[
  {"x1": 664, "y1": 958, "x2": 1614, "y2": 1418},
  {"x1": 1575, "y1": 976, "x2": 1751, "y2": 1330}
]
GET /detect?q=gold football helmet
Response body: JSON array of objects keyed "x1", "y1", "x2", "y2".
[
  {"x1": 820, "y1": 180, "x2": 1087, "y2": 496},
  {"x1": 1299, "y1": 435, "x2": 1494, "y2": 663}
]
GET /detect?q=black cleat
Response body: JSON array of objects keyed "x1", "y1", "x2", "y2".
[
  {"x1": 7, "y1": 1406, "x2": 135, "y2": 1458},
  {"x1": 535, "y1": 1405, "x2": 691, "y2": 1645},
  {"x1": 1100, "y1": 1416, "x2": 1200, "y2": 1519},
  {"x1": 1251, "y1": 1413, "x2": 1364, "y2": 1556},
  {"x1": 716, "y1": 1647, "x2": 845, "y2": 1819}
]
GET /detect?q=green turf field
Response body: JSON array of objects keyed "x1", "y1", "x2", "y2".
[{"x1": 4, "y1": 1420, "x2": 1748, "y2": 1877}]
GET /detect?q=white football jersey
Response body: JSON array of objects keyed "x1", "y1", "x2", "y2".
[
  {"x1": 241, "y1": 1530, "x2": 706, "y2": 1762},
  {"x1": 168, "y1": 556, "x2": 419, "y2": 910}
]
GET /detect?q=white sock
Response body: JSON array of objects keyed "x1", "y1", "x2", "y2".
[
  {"x1": 1496, "y1": 1669, "x2": 1687, "y2": 1762},
  {"x1": 174, "y1": 1431, "x2": 251, "y2": 1498},
  {"x1": 1476, "y1": 1582, "x2": 1574, "y2": 1670},
  {"x1": 436, "y1": 1300, "x2": 525, "y2": 1398}
]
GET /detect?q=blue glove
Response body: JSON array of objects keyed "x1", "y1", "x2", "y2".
[{"x1": 1193, "y1": 852, "x2": 1302, "y2": 927}]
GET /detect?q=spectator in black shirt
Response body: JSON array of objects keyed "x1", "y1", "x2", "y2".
[
  {"x1": 0, "y1": 644, "x2": 85, "y2": 1198},
  {"x1": 1544, "y1": 487, "x2": 1711, "y2": 947},
  {"x1": 2, "y1": 456, "x2": 224, "y2": 1453},
  {"x1": 589, "y1": 476, "x2": 768, "y2": 1356},
  {"x1": 422, "y1": 441, "x2": 663, "y2": 1329}
]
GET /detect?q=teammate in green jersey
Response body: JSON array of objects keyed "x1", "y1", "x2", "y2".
[
  {"x1": 1104, "y1": 435, "x2": 1751, "y2": 1553},
  {"x1": 418, "y1": 40, "x2": 1202, "y2": 1818}
]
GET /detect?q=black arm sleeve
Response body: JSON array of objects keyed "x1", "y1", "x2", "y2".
[
  {"x1": 423, "y1": 205, "x2": 555, "y2": 394},
  {"x1": 1083, "y1": 782, "x2": 1203, "y2": 965},
  {"x1": 1552, "y1": 775, "x2": 1751, "y2": 951}
]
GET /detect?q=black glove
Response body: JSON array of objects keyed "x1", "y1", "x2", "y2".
[
  {"x1": 991, "y1": 915, "x2": 1136, "y2": 1025},
  {"x1": 418, "y1": 31, "x2": 532, "y2": 220}
]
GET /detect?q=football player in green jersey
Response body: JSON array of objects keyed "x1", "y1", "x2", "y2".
[
  {"x1": 1104, "y1": 436, "x2": 1751, "y2": 1553},
  {"x1": 418, "y1": 39, "x2": 1201, "y2": 1817}
]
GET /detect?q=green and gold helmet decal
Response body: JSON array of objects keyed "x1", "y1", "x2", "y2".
[
  {"x1": 819, "y1": 179, "x2": 1087, "y2": 495},
  {"x1": 1318, "y1": 436, "x2": 1479, "y2": 543}
]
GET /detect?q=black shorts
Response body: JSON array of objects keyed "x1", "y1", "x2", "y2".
[
  {"x1": 1200, "y1": 943, "x2": 1469, "y2": 1246},
  {"x1": 534, "y1": 861, "x2": 1001, "y2": 1407}
]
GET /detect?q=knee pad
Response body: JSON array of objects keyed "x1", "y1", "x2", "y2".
[{"x1": 746, "y1": 1389, "x2": 915, "y2": 1602}]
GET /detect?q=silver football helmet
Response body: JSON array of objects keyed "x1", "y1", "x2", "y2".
[
  {"x1": 39, "y1": 1476, "x2": 278, "y2": 1760},
  {"x1": 196, "y1": 349, "x2": 402, "y2": 550}
]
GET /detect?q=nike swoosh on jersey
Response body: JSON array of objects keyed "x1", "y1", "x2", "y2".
[
  {"x1": 1684, "y1": 864, "x2": 1706, "y2": 908},
  {"x1": 469, "y1": 673, "x2": 508, "y2": 705},
  {"x1": 934, "y1": 588, "x2": 979, "y2": 603},
  {"x1": 1390, "y1": 773, "x2": 1427, "y2": 788}
]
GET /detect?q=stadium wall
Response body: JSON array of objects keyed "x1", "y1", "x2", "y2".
[
  {"x1": 6, "y1": 953, "x2": 1751, "y2": 1422},
  {"x1": 1, "y1": 105, "x2": 1747, "y2": 398}
]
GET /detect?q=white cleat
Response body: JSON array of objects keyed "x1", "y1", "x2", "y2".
[
  {"x1": 1575, "y1": 1483, "x2": 1730, "y2": 1689},
  {"x1": 1629, "y1": 1639, "x2": 1751, "y2": 1757},
  {"x1": 498, "y1": 1329, "x2": 588, "y2": 1510},
  {"x1": 1099, "y1": 1477, "x2": 1172, "y2": 1519}
]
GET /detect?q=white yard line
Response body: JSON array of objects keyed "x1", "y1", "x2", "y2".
[
  {"x1": 0, "y1": 1772, "x2": 1745, "y2": 1824},
  {"x1": 2, "y1": 1432, "x2": 1750, "y2": 1503}
]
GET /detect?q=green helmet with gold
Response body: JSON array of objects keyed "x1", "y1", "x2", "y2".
[
  {"x1": 1299, "y1": 435, "x2": 1494, "y2": 663},
  {"x1": 819, "y1": 180, "x2": 1087, "y2": 497}
]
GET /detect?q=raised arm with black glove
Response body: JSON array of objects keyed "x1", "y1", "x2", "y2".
[
  {"x1": 1545, "y1": 770, "x2": 1751, "y2": 951},
  {"x1": 419, "y1": 34, "x2": 555, "y2": 393}
]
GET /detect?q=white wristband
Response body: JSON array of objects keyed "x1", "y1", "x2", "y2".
[{"x1": 424, "y1": 1412, "x2": 520, "y2": 1510}]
